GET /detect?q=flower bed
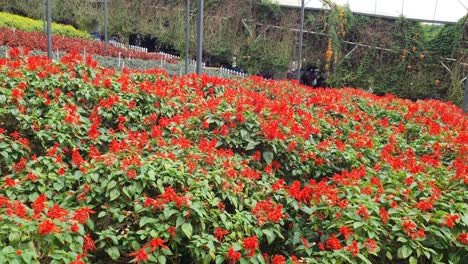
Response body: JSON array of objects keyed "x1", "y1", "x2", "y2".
[
  {"x1": 0, "y1": 48, "x2": 467, "y2": 264},
  {"x1": 0, "y1": 28, "x2": 177, "y2": 63},
  {"x1": 0, "y1": 12, "x2": 89, "y2": 39}
]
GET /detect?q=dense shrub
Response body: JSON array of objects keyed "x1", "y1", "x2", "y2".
[
  {"x1": 0, "y1": 48, "x2": 467, "y2": 264},
  {"x1": 0, "y1": 12, "x2": 89, "y2": 39}
]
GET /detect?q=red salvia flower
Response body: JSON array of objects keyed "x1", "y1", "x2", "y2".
[
  {"x1": 38, "y1": 220, "x2": 59, "y2": 235},
  {"x1": 364, "y1": 238, "x2": 378, "y2": 253},
  {"x1": 272, "y1": 255, "x2": 286, "y2": 264},
  {"x1": 227, "y1": 247, "x2": 241, "y2": 264},
  {"x1": 46, "y1": 203, "x2": 69, "y2": 220},
  {"x1": 73, "y1": 207, "x2": 96, "y2": 224},
  {"x1": 145, "y1": 238, "x2": 168, "y2": 252},
  {"x1": 243, "y1": 236, "x2": 259, "y2": 256},
  {"x1": 443, "y1": 214, "x2": 459, "y2": 229},
  {"x1": 402, "y1": 220, "x2": 417, "y2": 236},
  {"x1": 325, "y1": 234, "x2": 343, "y2": 250},
  {"x1": 251, "y1": 199, "x2": 283, "y2": 226},
  {"x1": 215, "y1": 227, "x2": 229, "y2": 241},
  {"x1": 415, "y1": 199, "x2": 433, "y2": 212},
  {"x1": 83, "y1": 233, "x2": 96, "y2": 252},
  {"x1": 167, "y1": 226, "x2": 176, "y2": 238},
  {"x1": 347, "y1": 240, "x2": 359, "y2": 257},
  {"x1": 457, "y1": 233, "x2": 468, "y2": 245},
  {"x1": 71, "y1": 148, "x2": 85, "y2": 167},
  {"x1": 129, "y1": 248, "x2": 149, "y2": 263},
  {"x1": 379, "y1": 207, "x2": 389, "y2": 224},
  {"x1": 355, "y1": 204, "x2": 370, "y2": 220},
  {"x1": 339, "y1": 226, "x2": 353, "y2": 240}
]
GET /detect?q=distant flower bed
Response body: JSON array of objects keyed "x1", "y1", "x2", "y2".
[
  {"x1": 0, "y1": 48, "x2": 466, "y2": 264},
  {"x1": 0, "y1": 12, "x2": 90, "y2": 39},
  {"x1": 0, "y1": 28, "x2": 177, "y2": 63}
]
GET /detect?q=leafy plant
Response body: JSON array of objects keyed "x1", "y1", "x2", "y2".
[{"x1": 0, "y1": 48, "x2": 466, "y2": 264}]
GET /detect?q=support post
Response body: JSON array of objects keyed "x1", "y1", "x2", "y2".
[
  {"x1": 296, "y1": 0, "x2": 305, "y2": 81},
  {"x1": 401, "y1": 0, "x2": 405, "y2": 16},
  {"x1": 196, "y1": 0, "x2": 204, "y2": 74},
  {"x1": 185, "y1": 0, "x2": 190, "y2": 74},
  {"x1": 46, "y1": 0, "x2": 52, "y2": 60},
  {"x1": 104, "y1": 0, "x2": 108, "y2": 53},
  {"x1": 43, "y1": 0, "x2": 47, "y2": 34}
]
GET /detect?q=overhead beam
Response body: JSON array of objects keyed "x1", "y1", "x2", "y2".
[
  {"x1": 278, "y1": 4, "x2": 460, "y2": 25},
  {"x1": 242, "y1": 19, "x2": 468, "y2": 66}
]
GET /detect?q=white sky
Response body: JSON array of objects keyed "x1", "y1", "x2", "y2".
[{"x1": 274, "y1": 0, "x2": 468, "y2": 23}]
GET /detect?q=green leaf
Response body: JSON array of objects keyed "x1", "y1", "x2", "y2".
[
  {"x1": 263, "y1": 151, "x2": 274, "y2": 164},
  {"x1": 246, "y1": 140, "x2": 259, "y2": 151},
  {"x1": 386, "y1": 251, "x2": 393, "y2": 260},
  {"x1": 353, "y1": 222, "x2": 364, "y2": 229},
  {"x1": 21, "y1": 251, "x2": 33, "y2": 263},
  {"x1": 262, "y1": 229, "x2": 275, "y2": 244},
  {"x1": 409, "y1": 256, "x2": 418, "y2": 264},
  {"x1": 182, "y1": 222, "x2": 193, "y2": 238},
  {"x1": 357, "y1": 254, "x2": 373, "y2": 264},
  {"x1": 139, "y1": 217, "x2": 153, "y2": 227},
  {"x1": 215, "y1": 255, "x2": 225, "y2": 264},
  {"x1": 164, "y1": 208, "x2": 178, "y2": 219},
  {"x1": 107, "y1": 180, "x2": 117, "y2": 192},
  {"x1": 9, "y1": 232, "x2": 20, "y2": 244},
  {"x1": 98, "y1": 211, "x2": 107, "y2": 218},
  {"x1": 157, "y1": 255, "x2": 167, "y2": 264},
  {"x1": 397, "y1": 245, "x2": 413, "y2": 259},
  {"x1": 106, "y1": 246, "x2": 120, "y2": 260},
  {"x1": 109, "y1": 189, "x2": 120, "y2": 201}
]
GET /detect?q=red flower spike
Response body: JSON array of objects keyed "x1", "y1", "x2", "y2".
[{"x1": 227, "y1": 247, "x2": 241, "y2": 264}]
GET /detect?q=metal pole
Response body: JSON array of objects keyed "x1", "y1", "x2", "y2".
[
  {"x1": 43, "y1": 0, "x2": 47, "y2": 34},
  {"x1": 296, "y1": 0, "x2": 305, "y2": 81},
  {"x1": 463, "y1": 77, "x2": 468, "y2": 114},
  {"x1": 196, "y1": 0, "x2": 204, "y2": 75},
  {"x1": 104, "y1": 0, "x2": 108, "y2": 53},
  {"x1": 46, "y1": 0, "x2": 52, "y2": 60},
  {"x1": 433, "y1": 0, "x2": 438, "y2": 21},
  {"x1": 401, "y1": 0, "x2": 405, "y2": 16},
  {"x1": 185, "y1": 0, "x2": 190, "y2": 74}
]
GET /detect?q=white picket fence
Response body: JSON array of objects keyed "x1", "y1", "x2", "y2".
[
  {"x1": 108, "y1": 40, "x2": 126, "y2": 49},
  {"x1": 109, "y1": 41, "x2": 148, "y2": 53},
  {"x1": 220, "y1": 67, "x2": 247, "y2": 78},
  {"x1": 188, "y1": 59, "x2": 206, "y2": 68},
  {"x1": 155, "y1": 52, "x2": 180, "y2": 61},
  {"x1": 129, "y1": 45, "x2": 148, "y2": 53},
  {"x1": 102, "y1": 40, "x2": 246, "y2": 77}
]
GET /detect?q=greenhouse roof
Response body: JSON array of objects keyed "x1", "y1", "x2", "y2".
[{"x1": 274, "y1": 0, "x2": 468, "y2": 24}]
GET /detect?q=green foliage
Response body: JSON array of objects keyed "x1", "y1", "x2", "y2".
[
  {"x1": 240, "y1": 37, "x2": 291, "y2": 74},
  {"x1": 0, "y1": 50, "x2": 466, "y2": 263},
  {"x1": 257, "y1": 0, "x2": 282, "y2": 20}
]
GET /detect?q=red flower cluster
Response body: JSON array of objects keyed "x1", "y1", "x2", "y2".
[
  {"x1": 144, "y1": 187, "x2": 188, "y2": 209},
  {"x1": 129, "y1": 238, "x2": 167, "y2": 263},
  {"x1": 457, "y1": 233, "x2": 468, "y2": 245},
  {"x1": 251, "y1": 199, "x2": 284, "y2": 226},
  {"x1": 227, "y1": 247, "x2": 241, "y2": 264},
  {"x1": 325, "y1": 234, "x2": 343, "y2": 250},
  {"x1": 38, "y1": 219, "x2": 59, "y2": 235},
  {"x1": 214, "y1": 227, "x2": 229, "y2": 241},
  {"x1": 243, "y1": 236, "x2": 259, "y2": 256},
  {"x1": 0, "y1": 28, "x2": 177, "y2": 62}
]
